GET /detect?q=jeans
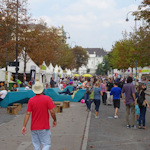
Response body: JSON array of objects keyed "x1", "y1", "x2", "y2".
[
  {"x1": 126, "y1": 102, "x2": 135, "y2": 126},
  {"x1": 31, "y1": 129, "x2": 51, "y2": 150},
  {"x1": 139, "y1": 107, "x2": 147, "y2": 127},
  {"x1": 94, "y1": 100, "x2": 101, "y2": 111},
  {"x1": 84, "y1": 93, "x2": 91, "y2": 110},
  {"x1": 102, "y1": 92, "x2": 107, "y2": 104}
]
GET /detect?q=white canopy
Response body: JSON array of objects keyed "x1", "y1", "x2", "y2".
[
  {"x1": 54, "y1": 65, "x2": 59, "y2": 73},
  {"x1": 41, "y1": 61, "x2": 52, "y2": 74},
  {"x1": 48, "y1": 63, "x2": 54, "y2": 73},
  {"x1": 1, "y1": 50, "x2": 40, "y2": 73}
]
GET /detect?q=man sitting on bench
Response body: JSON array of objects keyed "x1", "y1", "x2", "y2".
[{"x1": 58, "y1": 88, "x2": 73, "y2": 95}]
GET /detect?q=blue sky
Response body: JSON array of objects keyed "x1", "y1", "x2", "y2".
[{"x1": 28, "y1": 0, "x2": 142, "y2": 51}]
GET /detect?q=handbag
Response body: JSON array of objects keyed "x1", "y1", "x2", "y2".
[
  {"x1": 89, "y1": 90, "x2": 94, "y2": 100},
  {"x1": 89, "y1": 88, "x2": 95, "y2": 100}
]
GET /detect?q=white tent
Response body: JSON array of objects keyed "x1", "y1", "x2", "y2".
[
  {"x1": 1, "y1": 50, "x2": 40, "y2": 74},
  {"x1": 54, "y1": 65, "x2": 59, "y2": 73},
  {"x1": 58, "y1": 66, "x2": 64, "y2": 77},
  {"x1": 48, "y1": 63, "x2": 54, "y2": 73},
  {"x1": 65, "y1": 68, "x2": 72, "y2": 76},
  {"x1": 41, "y1": 61, "x2": 53, "y2": 87},
  {"x1": 0, "y1": 51, "x2": 41, "y2": 82}
]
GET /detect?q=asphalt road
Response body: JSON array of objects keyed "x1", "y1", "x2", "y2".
[{"x1": 87, "y1": 95, "x2": 150, "y2": 150}]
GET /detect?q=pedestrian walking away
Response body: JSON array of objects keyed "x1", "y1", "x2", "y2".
[
  {"x1": 21, "y1": 81, "x2": 57, "y2": 150},
  {"x1": 107, "y1": 78, "x2": 113, "y2": 105},
  {"x1": 110, "y1": 82, "x2": 122, "y2": 119},
  {"x1": 137, "y1": 83, "x2": 150, "y2": 129},
  {"x1": 93, "y1": 81, "x2": 103, "y2": 118},
  {"x1": 122, "y1": 76, "x2": 136, "y2": 129},
  {"x1": 100, "y1": 80, "x2": 107, "y2": 105}
]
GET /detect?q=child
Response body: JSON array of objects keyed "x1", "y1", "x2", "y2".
[
  {"x1": 137, "y1": 83, "x2": 150, "y2": 129},
  {"x1": 110, "y1": 82, "x2": 122, "y2": 119}
]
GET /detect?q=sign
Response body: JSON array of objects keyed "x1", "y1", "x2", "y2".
[
  {"x1": 31, "y1": 65, "x2": 36, "y2": 70},
  {"x1": 9, "y1": 61, "x2": 19, "y2": 67},
  {"x1": 40, "y1": 65, "x2": 46, "y2": 70},
  {"x1": 139, "y1": 69, "x2": 150, "y2": 73}
]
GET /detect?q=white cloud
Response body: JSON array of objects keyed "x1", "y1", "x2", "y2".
[{"x1": 28, "y1": 0, "x2": 141, "y2": 51}]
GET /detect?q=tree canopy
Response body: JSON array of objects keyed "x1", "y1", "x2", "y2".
[
  {"x1": 109, "y1": 0, "x2": 150, "y2": 70},
  {"x1": 0, "y1": 0, "x2": 88, "y2": 72}
]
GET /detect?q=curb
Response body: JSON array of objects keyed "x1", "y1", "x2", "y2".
[{"x1": 81, "y1": 111, "x2": 91, "y2": 150}]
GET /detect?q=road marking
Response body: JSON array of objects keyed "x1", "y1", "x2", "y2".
[
  {"x1": 17, "y1": 142, "x2": 32, "y2": 150},
  {"x1": 81, "y1": 111, "x2": 91, "y2": 150}
]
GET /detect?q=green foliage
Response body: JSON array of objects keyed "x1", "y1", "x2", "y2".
[
  {"x1": 87, "y1": 68, "x2": 90, "y2": 73},
  {"x1": 96, "y1": 55, "x2": 111, "y2": 75},
  {"x1": 72, "y1": 46, "x2": 89, "y2": 71},
  {"x1": 134, "y1": 0, "x2": 150, "y2": 26}
]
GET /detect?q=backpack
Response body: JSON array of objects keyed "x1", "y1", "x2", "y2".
[
  {"x1": 89, "y1": 90, "x2": 94, "y2": 100},
  {"x1": 137, "y1": 91, "x2": 144, "y2": 106}
]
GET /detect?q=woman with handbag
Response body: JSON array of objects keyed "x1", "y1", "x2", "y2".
[{"x1": 137, "y1": 83, "x2": 150, "y2": 129}]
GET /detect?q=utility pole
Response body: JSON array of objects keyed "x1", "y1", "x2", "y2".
[
  {"x1": 126, "y1": 11, "x2": 138, "y2": 77},
  {"x1": 15, "y1": 0, "x2": 19, "y2": 81}
]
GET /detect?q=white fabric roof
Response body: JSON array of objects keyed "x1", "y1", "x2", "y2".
[
  {"x1": 41, "y1": 61, "x2": 52, "y2": 74},
  {"x1": 1, "y1": 50, "x2": 40, "y2": 73}
]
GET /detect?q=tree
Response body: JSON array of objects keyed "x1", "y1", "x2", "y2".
[
  {"x1": 134, "y1": 0, "x2": 150, "y2": 26},
  {"x1": 132, "y1": 27, "x2": 150, "y2": 67},
  {"x1": 71, "y1": 46, "x2": 89, "y2": 71},
  {"x1": 0, "y1": 0, "x2": 32, "y2": 71},
  {"x1": 96, "y1": 55, "x2": 111, "y2": 75}
]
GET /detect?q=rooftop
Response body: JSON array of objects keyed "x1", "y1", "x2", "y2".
[{"x1": 86, "y1": 48, "x2": 107, "y2": 57}]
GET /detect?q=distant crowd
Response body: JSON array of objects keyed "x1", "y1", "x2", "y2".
[{"x1": 49, "y1": 75, "x2": 150, "y2": 129}]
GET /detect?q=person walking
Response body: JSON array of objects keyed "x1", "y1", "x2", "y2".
[
  {"x1": 122, "y1": 76, "x2": 136, "y2": 128},
  {"x1": 110, "y1": 82, "x2": 122, "y2": 119},
  {"x1": 84, "y1": 78, "x2": 92, "y2": 111},
  {"x1": 137, "y1": 83, "x2": 149, "y2": 129},
  {"x1": 21, "y1": 81, "x2": 56, "y2": 150},
  {"x1": 50, "y1": 77, "x2": 55, "y2": 88},
  {"x1": 29, "y1": 77, "x2": 35, "y2": 87},
  {"x1": 107, "y1": 78, "x2": 113, "y2": 105},
  {"x1": 100, "y1": 80, "x2": 107, "y2": 105},
  {"x1": 93, "y1": 82, "x2": 103, "y2": 118}
]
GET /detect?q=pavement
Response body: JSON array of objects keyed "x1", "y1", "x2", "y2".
[
  {"x1": 0, "y1": 102, "x2": 88, "y2": 150},
  {"x1": 87, "y1": 94, "x2": 150, "y2": 150},
  {"x1": 0, "y1": 94, "x2": 150, "y2": 150}
]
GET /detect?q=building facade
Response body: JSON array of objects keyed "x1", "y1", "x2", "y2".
[{"x1": 78, "y1": 48, "x2": 107, "y2": 75}]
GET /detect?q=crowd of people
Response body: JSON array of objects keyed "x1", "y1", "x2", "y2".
[
  {"x1": 51, "y1": 75, "x2": 150, "y2": 130},
  {"x1": 81, "y1": 75, "x2": 149, "y2": 130}
]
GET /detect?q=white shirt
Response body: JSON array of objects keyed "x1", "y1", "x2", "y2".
[
  {"x1": 0, "y1": 90, "x2": 8, "y2": 99},
  {"x1": 25, "y1": 86, "x2": 31, "y2": 90}
]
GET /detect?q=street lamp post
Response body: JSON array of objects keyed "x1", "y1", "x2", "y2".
[
  {"x1": 2, "y1": 16, "x2": 8, "y2": 88},
  {"x1": 126, "y1": 11, "x2": 137, "y2": 31},
  {"x1": 15, "y1": 0, "x2": 19, "y2": 81},
  {"x1": 126, "y1": 11, "x2": 138, "y2": 77}
]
